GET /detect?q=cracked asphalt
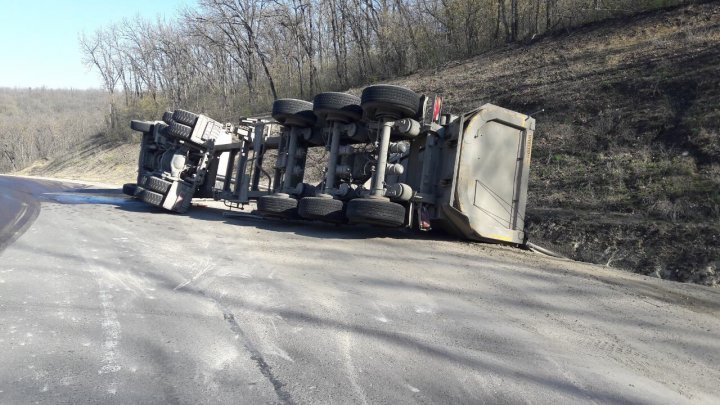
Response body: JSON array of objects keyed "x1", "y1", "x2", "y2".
[{"x1": 1, "y1": 175, "x2": 719, "y2": 404}]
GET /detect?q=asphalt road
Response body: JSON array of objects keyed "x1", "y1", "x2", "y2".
[{"x1": 1, "y1": 175, "x2": 719, "y2": 404}]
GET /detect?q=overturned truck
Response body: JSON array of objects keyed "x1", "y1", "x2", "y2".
[{"x1": 125, "y1": 85, "x2": 535, "y2": 245}]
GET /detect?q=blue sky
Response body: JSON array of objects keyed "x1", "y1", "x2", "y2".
[{"x1": 0, "y1": 0, "x2": 194, "y2": 89}]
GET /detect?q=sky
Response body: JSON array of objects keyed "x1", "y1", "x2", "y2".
[{"x1": 0, "y1": 0, "x2": 193, "y2": 89}]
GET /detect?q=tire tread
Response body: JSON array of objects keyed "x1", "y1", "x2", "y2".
[
  {"x1": 346, "y1": 198, "x2": 406, "y2": 227},
  {"x1": 172, "y1": 109, "x2": 199, "y2": 127},
  {"x1": 361, "y1": 85, "x2": 420, "y2": 119},
  {"x1": 168, "y1": 121, "x2": 192, "y2": 140},
  {"x1": 257, "y1": 195, "x2": 299, "y2": 218},
  {"x1": 137, "y1": 187, "x2": 165, "y2": 207},
  {"x1": 298, "y1": 197, "x2": 345, "y2": 223},
  {"x1": 144, "y1": 176, "x2": 172, "y2": 194}
]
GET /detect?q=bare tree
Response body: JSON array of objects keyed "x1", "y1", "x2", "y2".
[{"x1": 79, "y1": 28, "x2": 122, "y2": 129}]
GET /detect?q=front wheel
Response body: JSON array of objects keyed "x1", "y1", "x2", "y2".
[
  {"x1": 136, "y1": 187, "x2": 165, "y2": 207},
  {"x1": 144, "y1": 176, "x2": 172, "y2": 194}
]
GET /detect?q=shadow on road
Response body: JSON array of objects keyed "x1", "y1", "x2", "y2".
[{"x1": 104, "y1": 192, "x2": 466, "y2": 243}]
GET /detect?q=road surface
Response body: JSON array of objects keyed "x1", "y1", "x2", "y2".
[{"x1": 1, "y1": 175, "x2": 719, "y2": 404}]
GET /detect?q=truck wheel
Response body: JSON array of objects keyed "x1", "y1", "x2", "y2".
[
  {"x1": 162, "y1": 111, "x2": 174, "y2": 125},
  {"x1": 130, "y1": 120, "x2": 153, "y2": 133},
  {"x1": 361, "y1": 85, "x2": 420, "y2": 120},
  {"x1": 167, "y1": 121, "x2": 192, "y2": 140},
  {"x1": 298, "y1": 197, "x2": 345, "y2": 223},
  {"x1": 257, "y1": 194, "x2": 299, "y2": 218},
  {"x1": 346, "y1": 198, "x2": 406, "y2": 227},
  {"x1": 172, "y1": 109, "x2": 199, "y2": 127},
  {"x1": 122, "y1": 183, "x2": 138, "y2": 196},
  {"x1": 313, "y1": 92, "x2": 362, "y2": 122},
  {"x1": 272, "y1": 99, "x2": 316, "y2": 127},
  {"x1": 144, "y1": 175, "x2": 172, "y2": 194},
  {"x1": 137, "y1": 187, "x2": 165, "y2": 207}
]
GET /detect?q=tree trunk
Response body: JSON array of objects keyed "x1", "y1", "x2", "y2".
[{"x1": 511, "y1": 0, "x2": 519, "y2": 42}]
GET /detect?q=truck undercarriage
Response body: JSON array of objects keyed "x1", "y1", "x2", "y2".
[{"x1": 124, "y1": 85, "x2": 535, "y2": 245}]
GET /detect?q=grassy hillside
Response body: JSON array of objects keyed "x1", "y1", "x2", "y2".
[{"x1": 386, "y1": 2, "x2": 719, "y2": 285}]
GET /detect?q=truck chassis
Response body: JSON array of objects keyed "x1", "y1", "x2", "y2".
[{"x1": 125, "y1": 85, "x2": 535, "y2": 245}]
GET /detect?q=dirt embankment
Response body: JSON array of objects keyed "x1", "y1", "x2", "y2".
[{"x1": 15, "y1": 134, "x2": 139, "y2": 186}]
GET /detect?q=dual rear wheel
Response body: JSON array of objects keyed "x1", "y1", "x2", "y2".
[
  {"x1": 260, "y1": 194, "x2": 406, "y2": 228},
  {"x1": 259, "y1": 85, "x2": 417, "y2": 228}
]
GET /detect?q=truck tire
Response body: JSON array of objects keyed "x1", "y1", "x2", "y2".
[
  {"x1": 272, "y1": 99, "x2": 316, "y2": 127},
  {"x1": 167, "y1": 121, "x2": 192, "y2": 140},
  {"x1": 130, "y1": 120, "x2": 153, "y2": 133},
  {"x1": 122, "y1": 183, "x2": 138, "y2": 196},
  {"x1": 137, "y1": 187, "x2": 165, "y2": 207},
  {"x1": 313, "y1": 92, "x2": 362, "y2": 122},
  {"x1": 298, "y1": 197, "x2": 345, "y2": 223},
  {"x1": 361, "y1": 85, "x2": 420, "y2": 120},
  {"x1": 162, "y1": 111, "x2": 174, "y2": 125},
  {"x1": 144, "y1": 175, "x2": 172, "y2": 194},
  {"x1": 257, "y1": 194, "x2": 299, "y2": 218},
  {"x1": 172, "y1": 109, "x2": 199, "y2": 127},
  {"x1": 346, "y1": 198, "x2": 406, "y2": 227}
]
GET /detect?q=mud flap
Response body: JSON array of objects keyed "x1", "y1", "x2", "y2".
[
  {"x1": 419, "y1": 204, "x2": 432, "y2": 231},
  {"x1": 162, "y1": 181, "x2": 195, "y2": 213}
]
